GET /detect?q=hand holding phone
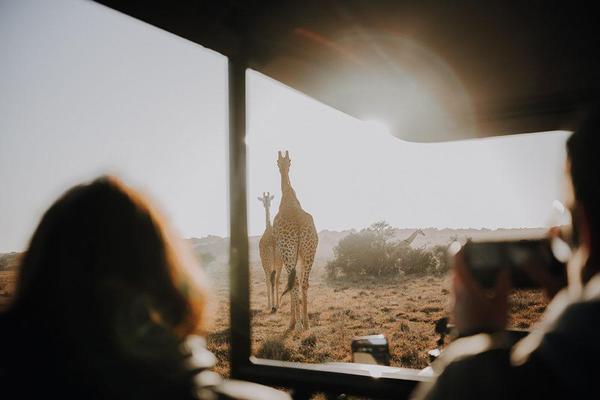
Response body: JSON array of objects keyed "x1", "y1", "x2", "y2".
[
  {"x1": 452, "y1": 249, "x2": 511, "y2": 335},
  {"x1": 461, "y1": 239, "x2": 566, "y2": 290}
]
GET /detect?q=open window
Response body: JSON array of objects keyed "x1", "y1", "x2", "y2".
[
  {"x1": 0, "y1": 0, "x2": 228, "y2": 317},
  {"x1": 245, "y1": 65, "x2": 569, "y2": 365},
  {"x1": 235, "y1": 68, "x2": 569, "y2": 397}
]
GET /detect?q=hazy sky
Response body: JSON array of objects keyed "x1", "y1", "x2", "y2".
[{"x1": 0, "y1": 0, "x2": 569, "y2": 252}]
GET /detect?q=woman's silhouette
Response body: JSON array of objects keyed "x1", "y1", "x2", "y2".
[{"x1": 0, "y1": 176, "x2": 212, "y2": 399}]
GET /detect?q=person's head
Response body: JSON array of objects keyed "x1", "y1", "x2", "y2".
[
  {"x1": 8, "y1": 176, "x2": 211, "y2": 360},
  {"x1": 566, "y1": 109, "x2": 600, "y2": 267}
]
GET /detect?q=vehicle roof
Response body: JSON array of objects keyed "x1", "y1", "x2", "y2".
[{"x1": 95, "y1": 0, "x2": 600, "y2": 141}]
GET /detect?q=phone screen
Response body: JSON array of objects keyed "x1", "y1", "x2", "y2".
[{"x1": 463, "y1": 239, "x2": 565, "y2": 289}]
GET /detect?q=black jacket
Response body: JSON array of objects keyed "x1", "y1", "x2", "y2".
[{"x1": 413, "y1": 274, "x2": 600, "y2": 399}]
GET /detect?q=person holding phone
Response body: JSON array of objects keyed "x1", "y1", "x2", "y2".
[{"x1": 412, "y1": 110, "x2": 600, "y2": 400}]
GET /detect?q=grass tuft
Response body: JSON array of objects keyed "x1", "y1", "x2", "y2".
[{"x1": 257, "y1": 338, "x2": 292, "y2": 361}]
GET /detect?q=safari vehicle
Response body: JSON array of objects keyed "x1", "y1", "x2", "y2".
[
  {"x1": 93, "y1": 1, "x2": 598, "y2": 398},
  {"x1": 21, "y1": 0, "x2": 600, "y2": 398}
]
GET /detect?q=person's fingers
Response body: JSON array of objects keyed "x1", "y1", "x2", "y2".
[{"x1": 453, "y1": 250, "x2": 481, "y2": 294}]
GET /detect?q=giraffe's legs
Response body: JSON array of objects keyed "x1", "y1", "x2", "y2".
[
  {"x1": 278, "y1": 238, "x2": 299, "y2": 331},
  {"x1": 288, "y1": 283, "x2": 298, "y2": 331},
  {"x1": 264, "y1": 271, "x2": 272, "y2": 310},
  {"x1": 274, "y1": 265, "x2": 282, "y2": 311},
  {"x1": 270, "y1": 270, "x2": 276, "y2": 313},
  {"x1": 260, "y1": 244, "x2": 274, "y2": 311},
  {"x1": 301, "y1": 283, "x2": 309, "y2": 330},
  {"x1": 271, "y1": 247, "x2": 282, "y2": 313},
  {"x1": 292, "y1": 280, "x2": 302, "y2": 331},
  {"x1": 298, "y1": 225, "x2": 317, "y2": 330}
]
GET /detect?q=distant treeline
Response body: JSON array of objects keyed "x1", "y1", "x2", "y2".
[{"x1": 0, "y1": 252, "x2": 21, "y2": 271}]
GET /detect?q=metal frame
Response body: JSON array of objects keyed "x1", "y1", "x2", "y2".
[
  {"x1": 227, "y1": 56, "x2": 425, "y2": 399},
  {"x1": 228, "y1": 56, "x2": 251, "y2": 379}
]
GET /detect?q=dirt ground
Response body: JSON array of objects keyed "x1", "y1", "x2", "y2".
[
  {"x1": 0, "y1": 263, "x2": 548, "y2": 379},
  {"x1": 206, "y1": 263, "x2": 548, "y2": 377}
]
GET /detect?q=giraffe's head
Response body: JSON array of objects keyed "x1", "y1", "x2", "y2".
[
  {"x1": 257, "y1": 191, "x2": 275, "y2": 209},
  {"x1": 277, "y1": 150, "x2": 291, "y2": 174},
  {"x1": 417, "y1": 229, "x2": 425, "y2": 236}
]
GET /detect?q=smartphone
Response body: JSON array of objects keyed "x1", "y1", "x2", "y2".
[
  {"x1": 351, "y1": 334, "x2": 390, "y2": 366},
  {"x1": 462, "y1": 239, "x2": 566, "y2": 289}
]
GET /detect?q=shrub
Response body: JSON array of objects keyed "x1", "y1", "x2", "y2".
[
  {"x1": 397, "y1": 246, "x2": 436, "y2": 275},
  {"x1": 256, "y1": 338, "x2": 292, "y2": 361},
  {"x1": 301, "y1": 333, "x2": 317, "y2": 348},
  {"x1": 326, "y1": 222, "x2": 449, "y2": 281},
  {"x1": 326, "y1": 221, "x2": 401, "y2": 280}
]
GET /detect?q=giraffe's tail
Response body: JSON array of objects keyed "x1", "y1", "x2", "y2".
[
  {"x1": 280, "y1": 233, "x2": 301, "y2": 303},
  {"x1": 280, "y1": 268, "x2": 296, "y2": 300},
  {"x1": 270, "y1": 270, "x2": 276, "y2": 286}
]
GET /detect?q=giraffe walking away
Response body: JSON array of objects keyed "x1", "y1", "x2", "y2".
[
  {"x1": 273, "y1": 151, "x2": 318, "y2": 331},
  {"x1": 257, "y1": 192, "x2": 282, "y2": 313}
]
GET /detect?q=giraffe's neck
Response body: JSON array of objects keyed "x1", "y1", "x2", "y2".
[
  {"x1": 405, "y1": 231, "x2": 419, "y2": 244},
  {"x1": 280, "y1": 171, "x2": 301, "y2": 209},
  {"x1": 264, "y1": 206, "x2": 272, "y2": 229}
]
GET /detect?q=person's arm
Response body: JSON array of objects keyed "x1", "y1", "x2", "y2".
[{"x1": 413, "y1": 244, "x2": 568, "y2": 400}]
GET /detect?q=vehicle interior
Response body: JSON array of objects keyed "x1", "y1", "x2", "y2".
[{"x1": 2, "y1": 1, "x2": 599, "y2": 399}]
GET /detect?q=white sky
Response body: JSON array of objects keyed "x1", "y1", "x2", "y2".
[{"x1": 0, "y1": 0, "x2": 569, "y2": 252}]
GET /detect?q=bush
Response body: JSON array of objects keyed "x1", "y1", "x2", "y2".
[
  {"x1": 397, "y1": 246, "x2": 436, "y2": 275},
  {"x1": 326, "y1": 222, "x2": 400, "y2": 280},
  {"x1": 256, "y1": 338, "x2": 292, "y2": 361},
  {"x1": 326, "y1": 222, "x2": 448, "y2": 281}
]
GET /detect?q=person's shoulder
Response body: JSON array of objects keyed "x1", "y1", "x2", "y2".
[
  {"x1": 431, "y1": 333, "x2": 510, "y2": 371},
  {"x1": 552, "y1": 275, "x2": 600, "y2": 334},
  {"x1": 555, "y1": 298, "x2": 600, "y2": 331},
  {"x1": 412, "y1": 334, "x2": 512, "y2": 400}
]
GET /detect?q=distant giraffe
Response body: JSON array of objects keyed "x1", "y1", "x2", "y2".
[
  {"x1": 257, "y1": 192, "x2": 282, "y2": 312},
  {"x1": 403, "y1": 229, "x2": 425, "y2": 246},
  {"x1": 273, "y1": 151, "x2": 318, "y2": 331}
]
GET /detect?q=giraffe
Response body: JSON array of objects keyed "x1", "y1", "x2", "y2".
[
  {"x1": 272, "y1": 151, "x2": 318, "y2": 331},
  {"x1": 257, "y1": 192, "x2": 283, "y2": 313},
  {"x1": 403, "y1": 229, "x2": 425, "y2": 246}
]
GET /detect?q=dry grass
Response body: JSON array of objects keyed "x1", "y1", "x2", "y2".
[
  {"x1": 206, "y1": 263, "x2": 548, "y2": 376},
  {"x1": 0, "y1": 271, "x2": 17, "y2": 311},
  {"x1": 0, "y1": 264, "x2": 547, "y2": 378}
]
